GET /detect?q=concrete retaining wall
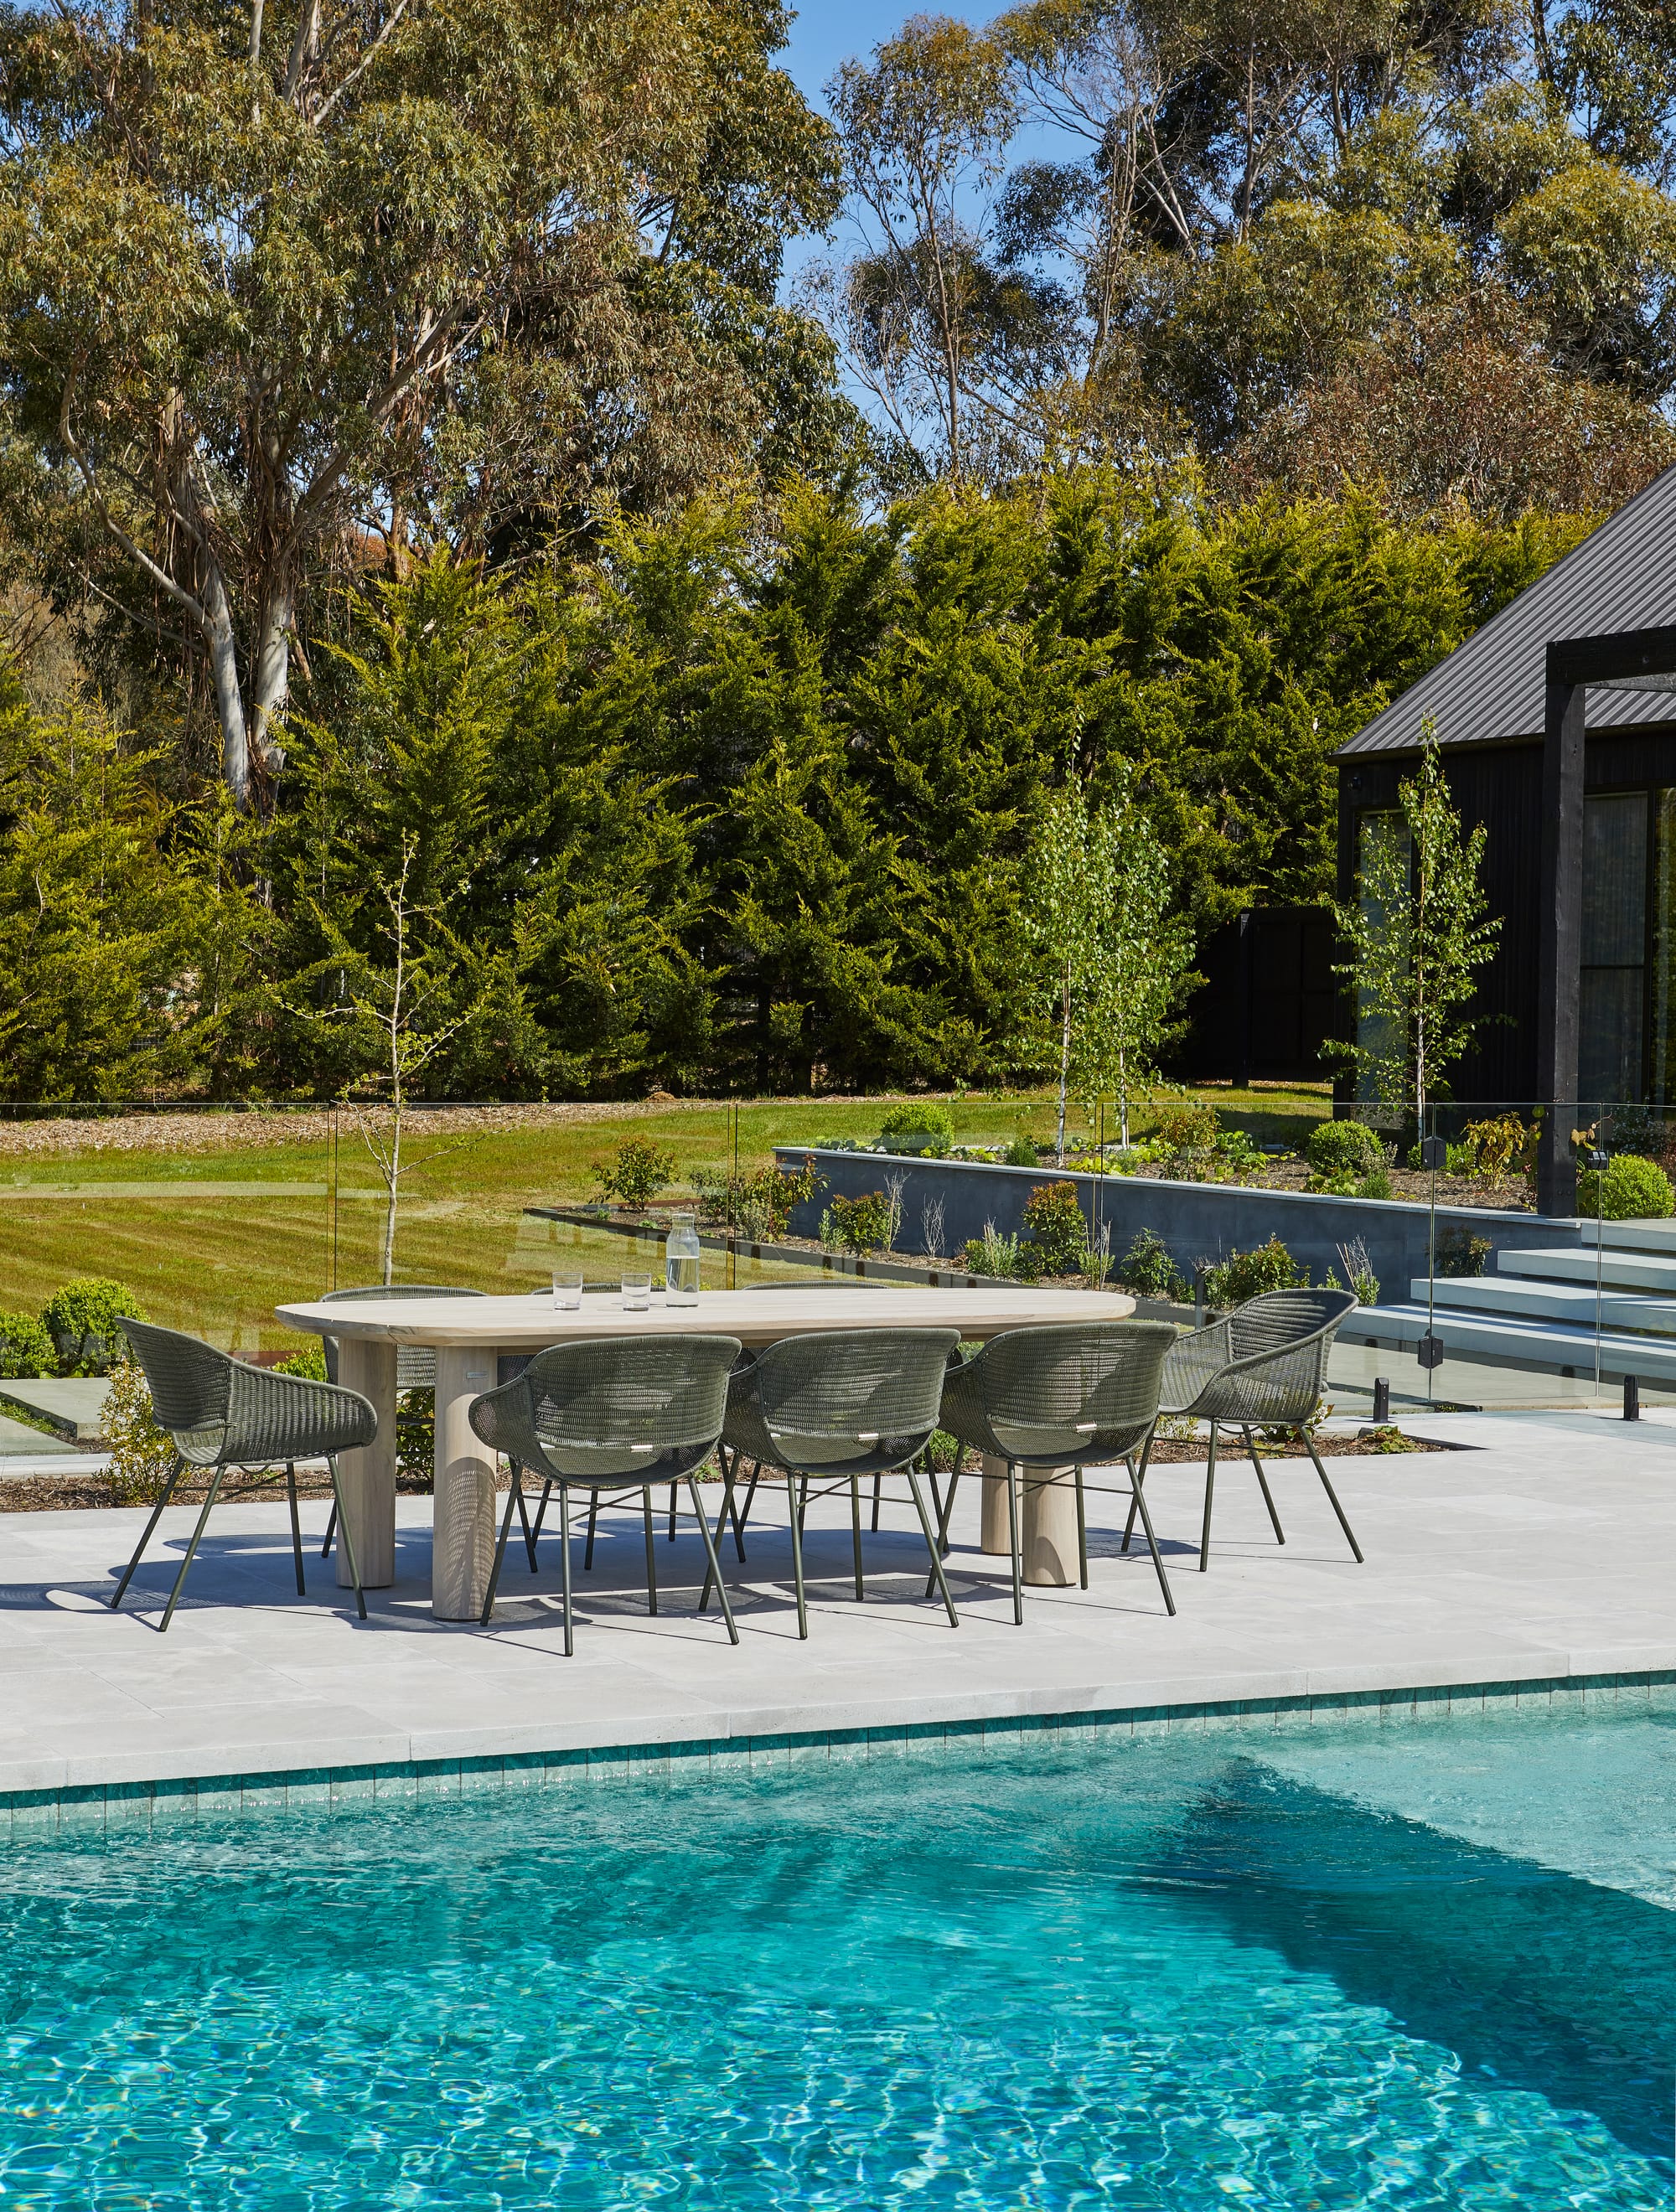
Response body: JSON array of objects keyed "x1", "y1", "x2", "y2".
[{"x1": 774, "y1": 1147, "x2": 1585, "y2": 1300}]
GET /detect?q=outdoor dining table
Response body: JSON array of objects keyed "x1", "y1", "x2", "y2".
[{"x1": 274, "y1": 1284, "x2": 1135, "y2": 1620}]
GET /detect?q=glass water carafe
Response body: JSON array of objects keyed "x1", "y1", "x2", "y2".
[{"x1": 665, "y1": 1211, "x2": 701, "y2": 1305}]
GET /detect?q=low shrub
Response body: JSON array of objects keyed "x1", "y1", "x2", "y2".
[
  {"x1": 1155, "y1": 1100, "x2": 1218, "y2": 1152},
  {"x1": 828, "y1": 1190, "x2": 893, "y2": 1254},
  {"x1": 273, "y1": 1344, "x2": 328, "y2": 1380},
  {"x1": 693, "y1": 1155, "x2": 821, "y2": 1239},
  {"x1": 0, "y1": 1310, "x2": 55, "y2": 1378},
  {"x1": 592, "y1": 1139, "x2": 679, "y2": 1209},
  {"x1": 1435, "y1": 1227, "x2": 1491, "y2": 1277},
  {"x1": 1116, "y1": 1228, "x2": 1189, "y2": 1303},
  {"x1": 1306, "y1": 1119, "x2": 1384, "y2": 1180},
  {"x1": 1460, "y1": 1114, "x2": 1534, "y2": 1179},
  {"x1": 1576, "y1": 1153, "x2": 1675, "y2": 1221},
  {"x1": 1202, "y1": 1235, "x2": 1307, "y2": 1309},
  {"x1": 102, "y1": 1357, "x2": 178, "y2": 1504},
  {"x1": 1019, "y1": 1181, "x2": 1088, "y2": 1278},
  {"x1": 1002, "y1": 1134, "x2": 1038, "y2": 1166},
  {"x1": 961, "y1": 1222, "x2": 1022, "y2": 1278},
  {"x1": 1357, "y1": 1165, "x2": 1394, "y2": 1201},
  {"x1": 878, "y1": 1102, "x2": 954, "y2": 1156},
  {"x1": 41, "y1": 1277, "x2": 143, "y2": 1375}
]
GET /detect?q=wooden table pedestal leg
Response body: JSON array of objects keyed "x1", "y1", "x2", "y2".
[
  {"x1": 334, "y1": 1337, "x2": 396, "y2": 1589},
  {"x1": 980, "y1": 1457, "x2": 1011, "y2": 1553},
  {"x1": 432, "y1": 1345, "x2": 500, "y2": 1621},
  {"x1": 1022, "y1": 1465, "x2": 1079, "y2": 1587}
]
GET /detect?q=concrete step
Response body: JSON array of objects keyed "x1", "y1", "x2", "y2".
[
  {"x1": 1410, "y1": 1275, "x2": 1676, "y2": 1335},
  {"x1": 1342, "y1": 1301, "x2": 1676, "y2": 1383},
  {"x1": 1580, "y1": 1217, "x2": 1676, "y2": 1256},
  {"x1": 1497, "y1": 1245, "x2": 1676, "y2": 1294}
]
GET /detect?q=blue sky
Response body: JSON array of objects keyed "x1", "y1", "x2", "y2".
[
  {"x1": 778, "y1": 0, "x2": 1001, "y2": 107},
  {"x1": 774, "y1": 1, "x2": 1077, "y2": 299}
]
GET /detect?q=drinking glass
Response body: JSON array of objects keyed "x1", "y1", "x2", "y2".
[
  {"x1": 551, "y1": 1272, "x2": 584, "y2": 1310},
  {"x1": 621, "y1": 1272, "x2": 652, "y2": 1311}
]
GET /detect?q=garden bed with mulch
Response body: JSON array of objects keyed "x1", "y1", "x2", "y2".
[
  {"x1": 1141, "y1": 1426, "x2": 1450, "y2": 1461},
  {"x1": 0, "y1": 1468, "x2": 441, "y2": 1512}
]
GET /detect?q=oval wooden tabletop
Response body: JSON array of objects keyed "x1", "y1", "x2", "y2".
[{"x1": 276, "y1": 1284, "x2": 1138, "y2": 1348}]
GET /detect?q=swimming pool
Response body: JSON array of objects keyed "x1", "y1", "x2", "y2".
[{"x1": 1, "y1": 1708, "x2": 1672, "y2": 2208}]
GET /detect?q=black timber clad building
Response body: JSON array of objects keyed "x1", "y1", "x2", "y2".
[{"x1": 1335, "y1": 463, "x2": 1676, "y2": 1172}]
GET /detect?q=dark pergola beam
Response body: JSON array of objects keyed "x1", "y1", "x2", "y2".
[
  {"x1": 1546, "y1": 623, "x2": 1676, "y2": 690},
  {"x1": 1536, "y1": 628, "x2": 1676, "y2": 1212}
]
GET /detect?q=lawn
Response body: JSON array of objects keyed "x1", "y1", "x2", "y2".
[{"x1": 0, "y1": 1084, "x2": 1331, "y2": 1353}]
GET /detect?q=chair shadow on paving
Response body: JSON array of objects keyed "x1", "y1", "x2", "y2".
[
  {"x1": 1159, "y1": 1760, "x2": 1676, "y2": 2166},
  {"x1": 3, "y1": 1501, "x2": 1195, "y2": 1627}
]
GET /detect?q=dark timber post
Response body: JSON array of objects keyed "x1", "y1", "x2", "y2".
[{"x1": 1536, "y1": 659, "x2": 1585, "y2": 1217}]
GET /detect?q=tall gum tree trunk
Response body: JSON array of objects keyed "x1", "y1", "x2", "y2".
[{"x1": 202, "y1": 560, "x2": 252, "y2": 810}]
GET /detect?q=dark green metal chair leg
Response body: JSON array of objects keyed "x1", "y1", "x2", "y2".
[
  {"x1": 320, "y1": 1500, "x2": 337, "y2": 1558},
  {"x1": 906, "y1": 1469, "x2": 960, "y2": 1627},
  {"x1": 1075, "y1": 1465, "x2": 1088, "y2": 1590},
  {"x1": 111, "y1": 1455, "x2": 187, "y2": 1610},
  {"x1": 737, "y1": 1461, "x2": 762, "y2": 1541},
  {"x1": 158, "y1": 1465, "x2": 227, "y2": 1633},
  {"x1": 286, "y1": 1462, "x2": 306, "y2": 1595},
  {"x1": 480, "y1": 1463, "x2": 526, "y2": 1625},
  {"x1": 701, "y1": 1462, "x2": 735, "y2": 1612},
  {"x1": 1006, "y1": 1460, "x2": 1023, "y2": 1625},
  {"x1": 850, "y1": 1472, "x2": 865, "y2": 1601},
  {"x1": 1241, "y1": 1424, "x2": 1286, "y2": 1544},
  {"x1": 515, "y1": 1465, "x2": 538, "y2": 1570},
  {"x1": 558, "y1": 1482, "x2": 574, "y2": 1656},
  {"x1": 1301, "y1": 1428, "x2": 1364, "y2": 1561},
  {"x1": 687, "y1": 1476, "x2": 738, "y2": 1644},
  {"x1": 642, "y1": 1488, "x2": 659, "y2": 1615},
  {"x1": 1199, "y1": 1423, "x2": 1218, "y2": 1570},
  {"x1": 669, "y1": 1481, "x2": 678, "y2": 1541},
  {"x1": 871, "y1": 1474, "x2": 882, "y2": 1532},
  {"x1": 323, "y1": 1454, "x2": 367, "y2": 1620},
  {"x1": 786, "y1": 1474, "x2": 810, "y2": 1639},
  {"x1": 582, "y1": 1490, "x2": 601, "y2": 1570},
  {"x1": 530, "y1": 1476, "x2": 554, "y2": 1550},
  {"x1": 924, "y1": 1461, "x2": 965, "y2": 1599},
  {"x1": 1128, "y1": 1466, "x2": 1176, "y2": 1616}
]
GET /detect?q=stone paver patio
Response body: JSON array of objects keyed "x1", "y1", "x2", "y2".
[{"x1": 0, "y1": 1410, "x2": 1672, "y2": 1799}]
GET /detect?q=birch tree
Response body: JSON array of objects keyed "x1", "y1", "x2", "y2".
[
  {"x1": 1332, "y1": 729, "x2": 1500, "y2": 1121},
  {"x1": 1031, "y1": 766, "x2": 1194, "y2": 1160},
  {"x1": 299, "y1": 835, "x2": 502, "y2": 1282}
]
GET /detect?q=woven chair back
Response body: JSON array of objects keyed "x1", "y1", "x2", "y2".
[
  {"x1": 972, "y1": 1321, "x2": 1176, "y2": 1463},
  {"x1": 750, "y1": 1327, "x2": 960, "y2": 1469},
  {"x1": 119, "y1": 1317, "x2": 232, "y2": 1441},
  {"x1": 319, "y1": 1284, "x2": 485, "y2": 1391},
  {"x1": 1226, "y1": 1287, "x2": 1357, "y2": 1363},
  {"x1": 513, "y1": 1334, "x2": 740, "y2": 1484}
]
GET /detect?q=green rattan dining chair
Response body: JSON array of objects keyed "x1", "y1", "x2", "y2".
[
  {"x1": 111, "y1": 1319, "x2": 376, "y2": 1632},
  {"x1": 468, "y1": 1334, "x2": 742, "y2": 1651},
  {"x1": 931, "y1": 1321, "x2": 1179, "y2": 1622},
  {"x1": 1122, "y1": 1286, "x2": 1363, "y2": 1571},
  {"x1": 318, "y1": 1284, "x2": 489, "y2": 1562},
  {"x1": 703, "y1": 1327, "x2": 962, "y2": 1638}
]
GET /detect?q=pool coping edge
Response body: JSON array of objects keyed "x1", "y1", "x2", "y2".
[{"x1": 5, "y1": 1667, "x2": 1675, "y2": 1834}]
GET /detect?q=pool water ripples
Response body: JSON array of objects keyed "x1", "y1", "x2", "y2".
[{"x1": 0, "y1": 1713, "x2": 1672, "y2": 2208}]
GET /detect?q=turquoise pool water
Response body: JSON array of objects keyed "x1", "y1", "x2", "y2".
[{"x1": 1, "y1": 1710, "x2": 1673, "y2": 2209}]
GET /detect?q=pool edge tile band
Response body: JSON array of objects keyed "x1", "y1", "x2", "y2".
[{"x1": 4, "y1": 1667, "x2": 1674, "y2": 1834}]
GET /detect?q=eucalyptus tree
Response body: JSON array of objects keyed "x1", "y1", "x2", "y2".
[{"x1": 0, "y1": 0, "x2": 842, "y2": 807}]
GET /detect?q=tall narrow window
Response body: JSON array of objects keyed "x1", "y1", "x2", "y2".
[
  {"x1": 1580, "y1": 792, "x2": 1647, "y2": 1105},
  {"x1": 1354, "y1": 810, "x2": 1410, "y2": 1103}
]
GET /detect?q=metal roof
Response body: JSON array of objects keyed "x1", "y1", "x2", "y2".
[{"x1": 1337, "y1": 462, "x2": 1676, "y2": 757}]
